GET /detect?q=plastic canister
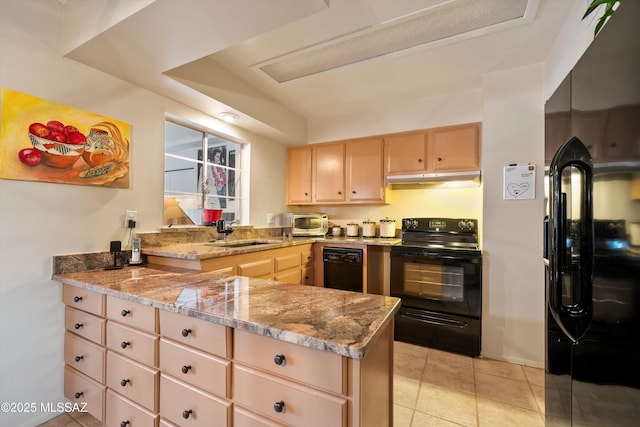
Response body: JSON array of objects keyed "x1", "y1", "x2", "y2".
[
  {"x1": 346, "y1": 223, "x2": 359, "y2": 237},
  {"x1": 362, "y1": 220, "x2": 376, "y2": 238},
  {"x1": 380, "y1": 219, "x2": 396, "y2": 238}
]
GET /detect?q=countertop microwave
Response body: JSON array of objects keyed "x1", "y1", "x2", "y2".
[{"x1": 291, "y1": 213, "x2": 329, "y2": 236}]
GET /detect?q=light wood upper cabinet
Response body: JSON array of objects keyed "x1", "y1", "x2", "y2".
[
  {"x1": 429, "y1": 123, "x2": 480, "y2": 172},
  {"x1": 313, "y1": 142, "x2": 346, "y2": 203},
  {"x1": 347, "y1": 137, "x2": 385, "y2": 203},
  {"x1": 385, "y1": 131, "x2": 428, "y2": 174},
  {"x1": 286, "y1": 146, "x2": 313, "y2": 204}
]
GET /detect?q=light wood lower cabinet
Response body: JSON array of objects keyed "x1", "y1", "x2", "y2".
[
  {"x1": 147, "y1": 244, "x2": 314, "y2": 286},
  {"x1": 63, "y1": 283, "x2": 393, "y2": 427}
]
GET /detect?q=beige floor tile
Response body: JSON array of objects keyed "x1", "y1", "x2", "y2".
[
  {"x1": 69, "y1": 412, "x2": 106, "y2": 427},
  {"x1": 395, "y1": 340, "x2": 430, "y2": 359},
  {"x1": 394, "y1": 404, "x2": 415, "y2": 427},
  {"x1": 473, "y1": 358, "x2": 527, "y2": 382},
  {"x1": 475, "y1": 372, "x2": 538, "y2": 411},
  {"x1": 412, "y1": 410, "x2": 470, "y2": 426},
  {"x1": 422, "y1": 359, "x2": 475, "y2": 393},
  {"x1": 37, "y1": 413, "x2": 76, "y2": 427},
  {"x1": 477, "y1": 397, "x2": 544, "y2": 427},
  {"x1": 415, "y1": 383, "x2": 478, "y2": 427},
  {"x1": 530, "y1": 384, "x2": 545, "y2": 415},
  {"x1": 395, "y1": 375, "x2": 422, "y2": 408},
  {"x1": 427, "y1": 349, "x2": 473, "y2": 369},
  {"x1": 523, "y1": 365, "x2": 545, "y2": 386},
  {"x1": 395, "y1": 349, "x2": 428, "y2": 379}
]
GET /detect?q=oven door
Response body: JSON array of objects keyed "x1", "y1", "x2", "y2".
[{"x1": 390, "y1": 246, "x2": 482, "y2": 317}]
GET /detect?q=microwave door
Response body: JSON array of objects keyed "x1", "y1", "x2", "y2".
[{"x1": 548, "y1": 136, "x2": 594, "y2": 343}]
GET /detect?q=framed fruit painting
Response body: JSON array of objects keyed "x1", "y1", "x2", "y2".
[{"x1": 0, "y1": 88, "x2": 130, "y2": 188}]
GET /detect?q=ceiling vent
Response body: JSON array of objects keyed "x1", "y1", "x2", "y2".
[{"x1": 258, "y1": 0, "x2": 532, "y2": 83}]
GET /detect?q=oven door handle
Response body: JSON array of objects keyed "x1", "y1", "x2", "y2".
[
  {"x1": 391, "y1": 251, "x2": 479, "y2": 261},
  {"x1": 400, "y1": 311, "x2": 468, "y2": 328}
]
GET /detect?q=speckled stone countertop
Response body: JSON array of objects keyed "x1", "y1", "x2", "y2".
[
  {"x1": 142, "y1": 236, "x2": 400, "y2": 260},
  {"x1": 53, "y1": 265, "x2": 400, "y2": 359}
]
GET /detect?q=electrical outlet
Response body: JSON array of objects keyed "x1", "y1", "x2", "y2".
[
  {"x1": 267, "y1": 213, "x2": 275, "y2": 225},
  {"x1": 124, "y1": 210, "x2": 137, "y2": 228}
]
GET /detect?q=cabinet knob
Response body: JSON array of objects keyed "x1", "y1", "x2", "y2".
[
  {"x1": 437, "y1": 157, "x2": 443, "y2": 162},
  {"x1": 273, "y1": 400, "x2": 285, "y2": 413},
  {"x1": 74, "y1": 355, "x2": 83, "y2": 363},
  {"x1": 181, "y1": 328, "x2": 192, "y2": 337},
  {"x1": 273, "y1": 354, "x2": 286, "y2": 366},
  {"x1": 121, "y1": 341, "x2": 130, "y2": 349},
  {"x1": 182, "y1": 409, "x2": 193, "y2": 419},
  {"x1": 338, "y1": 191, "x2": 342, "y2": 195},
  {"x1": 418, "y1": 158, "x2": 423, "y2": 163},
  {"x1": 181, "y1": 365, "x2": 192, "y2": 374},
  {"x1": 121, "y1": 309, "x2": 130, "y2": 317},
  {"x1": 352, "y1": 190, "x2": 356, "y2": 194},
  {"x1": 609, "y1": 142, "x2": 617, "y2": 148},
  {"x1": 74, "y1": 392, "x2": 83, "y2": 399},
  {"x1": 304, "y1": 192, "x2": 308, "y2": 196},
  {"x1": 120, "y1": 379, "x2": 130, "y2": 387},
  {"x1": 120, "y1": 421, "x2": 130, "y2": 427},
  {"x1": 74, "y1": 323, "x2": 83, "y2": 330},
  {"x1": 73, "y1": 296, "x2": 82, "y2": 303}
]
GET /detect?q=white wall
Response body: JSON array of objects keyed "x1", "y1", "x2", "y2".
[
  {"x1": 0, "y1": 2, "x2": 286, "y2": 426},
  {"x1": 481, "y1": 63, "x2": 546, "y2": 366}
]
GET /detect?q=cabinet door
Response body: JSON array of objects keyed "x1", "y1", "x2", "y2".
[
  {"x1": 286, "y1": 146, "x2": 312, "y2": 204},
  {"x1": 386, "y1": 132, "x2": 428, "y2": 174},
  {"x1": 429, "y1": 123, "x2": 480, "y2": 171},
  {"x1": 573, "y1": 110, "x2": 605, "y2": 161},
  {"x1": 313, "y1": 142, "x2": 345, "y2": 203},
  {"x1": 346, "y1": 137, "x2": 385, "y2": 203}
]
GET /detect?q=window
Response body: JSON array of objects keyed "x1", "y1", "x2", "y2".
[{"x1": 164, "y1": 120, "x2": 242, "y2": 226}]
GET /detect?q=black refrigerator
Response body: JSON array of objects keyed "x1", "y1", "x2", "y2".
[{"x1": 544, "y1": 2, "x2": 640, "y2": 426}]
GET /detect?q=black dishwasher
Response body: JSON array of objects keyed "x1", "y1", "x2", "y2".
[{"x1": 323, "y1": 247, "x2": 363, "y2": 292}]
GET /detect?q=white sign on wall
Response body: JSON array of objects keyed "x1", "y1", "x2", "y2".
[{"x1": 503, "y1": 164, "x2": 536, "y2": 200}]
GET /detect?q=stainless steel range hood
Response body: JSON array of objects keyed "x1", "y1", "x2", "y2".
[{"x1": 386, "y1": 170, "x2": 481, "y2": 185}]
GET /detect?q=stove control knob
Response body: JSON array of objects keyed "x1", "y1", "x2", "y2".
[
  {"x1": 403, "y1": 219, "x2": 418, "y2": 230},
  {"x1": 465, "y1": 220, "x2": 475, "y2": 230},
  {"x1": 458, "y1": 220, "x2": 467, "y2": 230}
]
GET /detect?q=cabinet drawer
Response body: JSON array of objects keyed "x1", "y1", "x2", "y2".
[
  {"x1": 106, "y1": 389, "x2": 158, "y2": 427},
  {"x1": 106, "y1": 351, "x2": 159, "y2": 412},
  {"x1": 159, "y1": 374, "x2": 231, "y2": 427},
  {"x1": 107, "y1": 321, "x2": 158, "y2": 367},
  {"x1": 64, "y1": 366, "x2": 105, "y2": 422},
  {"x1": 273, "y1": 268, "x2": 301, "y2": 285},
  {"x1": 234, "y1": 365, "x2": 346, "y2": 427},
  {"x1": 64, "y1": 331, "x2": 105, "y2": 383},
  {"x1": 234, "y1": 406, "x2": 286, "y2": 427},
  {"x1": 65, "y1": 306, "x2": 106, "y2": 345},
  {"x1": 107, "y1": 295, "x2": 157, "y2": 333},
  {"x1": 63, "y1": 284, "x2": 105, "y2": 317},
  {"x1": 274, "y1": 253, "x2": 299, "y2": 272},
  {"x1": 159, "y1": 338, "x2": 230, "y2": 398},
  {"x1": 234, "y1": 330, "x2": 345, "y2": 394},
  {"x1": 159, "y1": 310, "x2": 230, "y2": 358},
  {"x1": 237, "y1": 258, "x2": 272, "y2": 278}
]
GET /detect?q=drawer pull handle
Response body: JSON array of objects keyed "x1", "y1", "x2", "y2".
[
  {"x1": 182, "y1": 409, "x2": 193, "y2": 419},
  {"x1": 181, "y1": 365, "x2": 192, "y2": 374},
  {"x1": 74, "y1": 323, "x2": 83, "y2": 330},
  {"x1": 181, "y1": 328, "x2": 192, "y2": 337},
  {"x1": 74, "y1": 355, "x2": 83, "y2": 363},
  {"x1": 121, "y1": 309, "x2": 130, "y2": 317},
  {"x1": 74, "y1": 392, "x2": 83, "y2": 399},
  {"x1": 120, "y1": 421, "x2": 130, "y2": 427},
  {"x1": 273, "y1": 354, "x2": 286, "y2": 366},
  {"x1": 120, "y1": 379, "x2": 130, "y2": 387},
  {"x1": 73, "y1": 296, "x2": 82, "y2": 303},
  {"x1": 120, "y1": 341, "x2": 130, "y2": 349},
  {"x1": 273, "y1": 400, "x2": 285, "y2": 413}
]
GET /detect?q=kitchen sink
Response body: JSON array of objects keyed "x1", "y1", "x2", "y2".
[{"x1": 206, "y1": 240, "x2": 273, "y2": 248}]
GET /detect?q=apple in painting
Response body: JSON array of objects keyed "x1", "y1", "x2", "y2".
[
  {"x1": 18, "y1": 148, "x2": 41, "y2": 166},
  {"x1": 64, "y1": 125, "x2": 79, "y2": 136},
  {"x1": 46, "y1": 120, "x2": 65, "y2": 133},
  {"x1": 68, "y1": 131, "x2": 86, "y2": 145},
  {"x1": 48, "y1": 130, "x2": 68, "y2": 143},
  {"x1": 28, "y1": 122, "x2": 50, "y2": 138}
]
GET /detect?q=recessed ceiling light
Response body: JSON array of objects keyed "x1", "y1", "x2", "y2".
[{"x1": 220, "y1": 112, "x2": 238, "y2": 123}]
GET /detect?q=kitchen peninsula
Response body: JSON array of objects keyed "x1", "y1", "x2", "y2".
[{"x1": 53, "y1": 262, "x2": 399, "y2": 427}]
